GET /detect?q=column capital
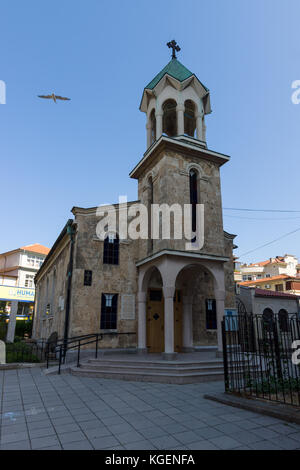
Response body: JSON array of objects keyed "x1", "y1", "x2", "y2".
[
  {"x1": 215, "y1": 290, "x2": 226, "y2": 301},
  {"x1": 155, "y1": 111, "x2": 163, "y2": 117},
  {"x1": 137, "y1": 292, "x2": 147, "y2": 303},
  {"x1": 163, "y1": 286, "x2": 175, "y2": 299},
  {"x1": 176, "y1": 103, "x2": 185, "y2": 112}
]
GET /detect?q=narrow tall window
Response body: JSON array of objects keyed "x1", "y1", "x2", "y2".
[
  {"x1": 189, "y1": 169, "x2": 198, "y2": 236},
  {"x1": 162, "y1": 99, "x2": 177, "y2": 137},
  {"x1": 84, "y1": 270, "x2": 92, "y2": 286},
  {"x1": 206, "y1": 299, "x2": 217, "y2": 329},
  {"x1": 150, "y1": 109, "x2": 156, "y2": 145},
  {"x1": 278, "y1": 309, "x2": 289, "y2": 332},
  {"x1": 103, "y1": 233, "x2": 119, "y2": 265},
  {"x1": 100, "y1": 293, "x2": 118, "y2": 329},
  {"x1": 184, "y1": 100, "x2": 196, "y2": 137}
]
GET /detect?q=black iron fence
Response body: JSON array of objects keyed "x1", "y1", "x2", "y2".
[
  {"x1": 5, "y1": 340, "x2": 50, "y2": 363},
  {"x1": 222, "y1": 314, "x2": 300, "y2": 407}
]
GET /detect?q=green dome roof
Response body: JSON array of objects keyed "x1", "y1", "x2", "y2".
[{"x1": 145, "y1": 58, "x2": 194, "y2": 90}]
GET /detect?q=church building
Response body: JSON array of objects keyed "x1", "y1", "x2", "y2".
[{"x1": 33, "y1": 42, "x2": 236, "y2": 358}]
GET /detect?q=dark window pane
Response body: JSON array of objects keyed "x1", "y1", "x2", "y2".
[
  {"x1": 103, "y1": 234, "x2": 119, "y2": 265},
  {"x1": 206, "y1": 299, "x2": 217, "y2": 329},
  {"x1": 149, "y1": 289, "x2": 162, "y2": 301},
  {"x1": 100, "y1": 293, "x2": 118, "y2": 329},
  {"x1": 84, "y1": 270, "x2": 92, "y2": 286}
]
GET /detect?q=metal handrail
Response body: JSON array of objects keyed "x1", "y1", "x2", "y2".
[{"x1": 45, "y1": 332, "x2": 136, "y2": 374}]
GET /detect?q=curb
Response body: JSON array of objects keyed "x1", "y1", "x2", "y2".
[{"x1": 204, "y1": 392, "x2": 300, "y2": 425}]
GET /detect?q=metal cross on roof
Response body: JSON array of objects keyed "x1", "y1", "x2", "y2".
[{"x1": 167, "y1": 40, "x2": 181, "y2": 59}]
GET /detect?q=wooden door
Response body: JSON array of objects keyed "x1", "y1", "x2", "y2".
[
  {"x1": 174, "y1": 290, "x2": 182, "y2": 352},
  {"x1": 146, "y1": 288, "x2": 164, "y2": 353}
]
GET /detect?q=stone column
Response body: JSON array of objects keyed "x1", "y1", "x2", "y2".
[
  {"x1": 215, "y1": 290, "x2": 226, "y2": 355},
  {"x1": 177, "y1": 104, "x2": 185, "y2": 136},
  {"x1": 182, "y1": 296, "x2": 194, "y2": 352},
  {"x1": 6, "y1": 300, "x2": 18, "y2": 343},
  {"x1": 137, "y1": 291, "x2": 147, "y2": 354},
  {"x1": 196, "y1": 113, "x2": 203, "y2": 140},
  {"x1": 155, "y1": 112, "x2": 163, "y2": 139},
  {"x1": 162, "y1": 286, "x2": 176, "y2": 360},
  {"x1": 146, "y1": 121, "x2": 151, "y2": 149}
]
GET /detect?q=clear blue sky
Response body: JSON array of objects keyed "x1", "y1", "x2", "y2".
[{"x1": 1, "y1": 0, "x2": 299, "y2": 264}]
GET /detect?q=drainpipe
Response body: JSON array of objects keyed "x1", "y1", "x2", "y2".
[{"x1": 63, "y1": 222, "x2": 76, "y2": 358}]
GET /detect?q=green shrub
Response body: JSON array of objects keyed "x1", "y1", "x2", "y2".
[{"x1": 6, "y1": 342, "x2": 40, "y2": 363}]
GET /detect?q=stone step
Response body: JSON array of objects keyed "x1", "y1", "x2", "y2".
[
  {"x1": 79, "y1": 363, "x2": 224, "y2": 374},
  {"x1": 87, "y1": 358, "x2": 223, "y2": 368},
  {"x1": 70, "y1": 366, "x2": 224, "y2": 384}
]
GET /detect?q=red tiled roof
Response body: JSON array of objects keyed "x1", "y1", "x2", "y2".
[
  {"x1": 20, "y1": 244, "x2": 50, "y2": 256},
  {"x1": 255, "y1": 288, "x2": 299, "y2": 299},
  {"x1": 249, "y1": 256, "x2": 285, "y2": 267},
  {"x1": 240, "y1": 274, "x2": 291, "y2": 286}
]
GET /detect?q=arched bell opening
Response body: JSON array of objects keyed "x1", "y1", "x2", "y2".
[
  {"x1": 184, "y1": 100, "x2": 196, "y2": 137},
  {"x1": 162, "y1": 99, "x2": 177, "y2": 137}
]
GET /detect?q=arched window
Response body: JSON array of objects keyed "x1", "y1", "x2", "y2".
[
  {"x1": 162, "y1": 99, "x2": 177, "y2": 137},
  {"x1": 262, "y1": 308, "x2": 274, "y2": 332},
  {"x1": 103, "y1": 233, "x2": 119, "y2": 265},
  {"x1": 189, "y1": 169, "x2": 198, "y2": 235},
  {"x1": 150, "y1": 109, "x2": 156, "y2": 145},
  {"x1": 278, "y1": 309, "x2": 289, "y2": 332},
  {"x1": 184, "y1": 100, "x2": 196, "y2": 137}
]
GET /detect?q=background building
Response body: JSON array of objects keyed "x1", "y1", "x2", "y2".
[{"x1": 0, "y1": 244, "x2": 49, "y2": 325}]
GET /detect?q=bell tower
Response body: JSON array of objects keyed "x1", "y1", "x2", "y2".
[
  {"x1": 131, "y1": 42, "x2": 230, "y2": 260},
  {"x1": 140, "y1": 40, "x2": 212, "y2": 149}
]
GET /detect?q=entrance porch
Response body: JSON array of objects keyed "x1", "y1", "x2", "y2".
[{"x1": 137, "y1": 253, "x2": 227, "y2": 359}]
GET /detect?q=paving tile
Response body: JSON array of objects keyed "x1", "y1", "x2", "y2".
[
  {"x1": 124, "y1": 440, "x2": 157, "y2": 450},
  {"x1": 229, "y1": 430, "x2": 261, "y2": 445},
  {"x1": 84, "y1": 426, "x2": 111, "y2": 440},
  {"x1": 62, "y1": 440, "x2": 93, "y2": 450},
  {"x1": 31, "y1": 435, "x2": 61, "y2": 450},
  {"x1": 91, "y1": 435, "x2": 120, "y2": 449},
  {"x1": 194, "y1": 426, "x2": 223, "y2": 440},
  {"x1": 29, "y1": 427, "x2": 56, "y2": 439},
  {"x1": 171, "y1": 430, "x2": 200, "y2": 445},
  {"x1": 0, "y1": 431, "x2": 29, "y2": 444},
  {"x1": 0, "y1": 440, "x2": 31, "y2": 450},
  {"x1": 249, "y1": 440, "x2": 284, "y2": 451},
  {"x1": 268, "y1": 435, "x2": 300, "y2": 450},
  {"x1": 187, "y1": 440, "x2": 220, "y2": 450},
  {"x1": 115, "y1": 430, "x2": 144, "y2": 444},
  {"x1": 109, "y1": 423, "x2": 135, "y2": 434},
  {"x1": 150, "y1": 435, "x2": 181, "y2": 450},
  {"x1": 209, "y1": 435, "x2": 241, "y2": 450},
  {"x1": 139, "y1": 426, "x2": 168, "y2": 439},
  {"x1": 54, "y1": 422, "x2": 81, "y2": 434}
]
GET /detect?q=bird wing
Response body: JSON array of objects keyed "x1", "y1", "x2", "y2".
[
  {"x1": 55, "y1": 96, "x2": 71, "y2": 101},
  {"x1": 38, "y1": 95, "x2": 52, "y2": 99}
]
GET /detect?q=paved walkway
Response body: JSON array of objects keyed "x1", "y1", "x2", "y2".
[{"x1": 1, "y1": 368, "x2": 300, "y2": 450}]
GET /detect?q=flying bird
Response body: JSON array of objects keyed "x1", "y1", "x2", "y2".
[{"x1": 38, "y1": 93, "x2": 71, "y2": 103}]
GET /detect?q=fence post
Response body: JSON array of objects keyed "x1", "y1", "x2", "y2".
[
  {"x1": 222, "y1": 319, "x2": 229, "y2": 391},
  {"x1": 95, "y1": 334, "x2": 98, "y2": 359},
  {"x1": 77, "y1": 341, "x2": 81, "y2": 368},
  {"x1": 58, "y1": 346, "x2": 62, "y2": 375},
  {"x1": 272, "y1": 319, "x2": 282, "y2": 380}
]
